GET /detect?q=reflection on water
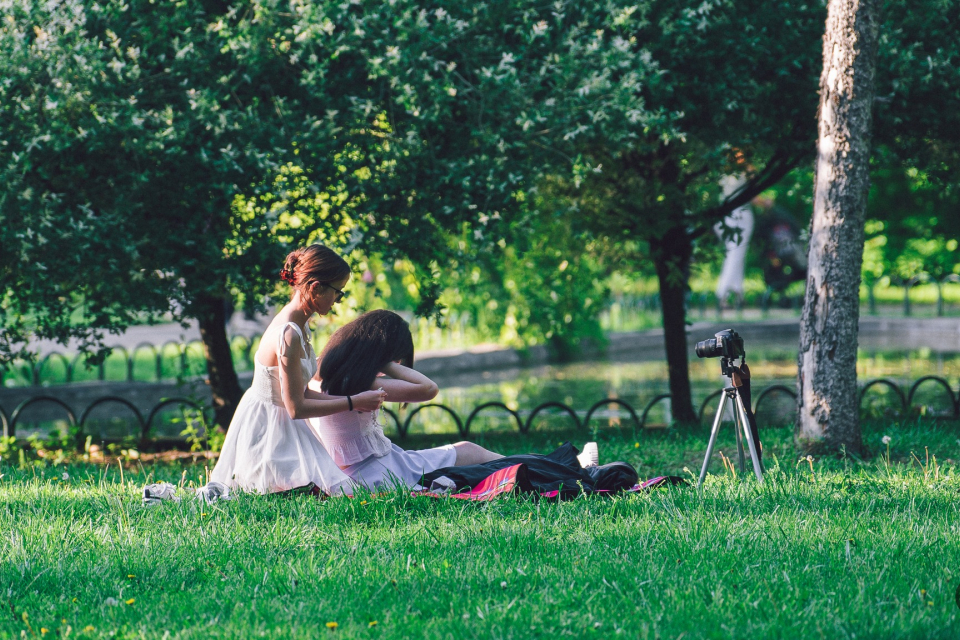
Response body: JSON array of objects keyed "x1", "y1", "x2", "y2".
[{"x1": 397, "y1": 345, "x2": 960, "y2": 436}]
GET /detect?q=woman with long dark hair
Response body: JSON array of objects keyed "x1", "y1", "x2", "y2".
[
  {"x1": 309, "y1": 310, "x2": 503, "y2": 489},
  {"x1": 211, "y1": 245, "x2": 386, "y2": 495}
]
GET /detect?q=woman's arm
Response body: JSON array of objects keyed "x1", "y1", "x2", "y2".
[
  {"x1": 278, "y1": 327, "x2": 385, "y2": 419},
  {"x1": 374, "y1": 362, "x2": 439, "y2": 403}
]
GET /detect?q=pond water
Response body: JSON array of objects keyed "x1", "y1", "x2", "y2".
[
  {"x1": 9, "y1": 336, "x2": 960, "y2": 443},
  {"x1": 404, "y1": 343, "x2": 960, "y2": 437}
]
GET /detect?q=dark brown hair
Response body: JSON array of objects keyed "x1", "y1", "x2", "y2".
[
  {"x1": 319, "y1": 310, "x2": 415, "y2": 396},
  {"x1": 280, "y1": 245, "x2": 350, "y2": 292}
]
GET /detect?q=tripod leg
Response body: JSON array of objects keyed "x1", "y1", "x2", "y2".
[
  {"x1": 734, "y1": 409, "x2": 746, "y2": 475},
  {"x1": 735, "y1": 392, "x2": 765, "y2": 481},
  {"x1": 698, "y1": 392, "x2": 729, "y2": 488}
]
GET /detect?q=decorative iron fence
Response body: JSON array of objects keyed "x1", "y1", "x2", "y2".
[{"x1": 2, "y1": 376, "x2": 957, "y2": 447}]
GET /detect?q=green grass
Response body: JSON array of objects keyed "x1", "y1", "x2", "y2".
[{"x1": 2, "y1": 421, "x2": 960, "y2": 639}]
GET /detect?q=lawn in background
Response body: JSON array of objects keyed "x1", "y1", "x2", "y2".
[{"x1": 2, "y1": 420, "x2": 959, "y2": 639}]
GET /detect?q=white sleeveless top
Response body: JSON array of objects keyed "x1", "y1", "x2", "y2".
[
  {"x1": 312, "y1": 408, "x2": 392, "y2": 466},
  {"x1": 251, "y1": 322, "x2": 316, "y2": 407}
]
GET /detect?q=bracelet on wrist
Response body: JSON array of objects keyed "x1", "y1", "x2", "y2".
[{"x1": 346, "y1": 395, "x2": 353, "y2": 411}]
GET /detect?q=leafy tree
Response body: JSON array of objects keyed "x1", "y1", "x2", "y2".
[
  {"x1": 0, "y1": 0, "x2": 351, "y2": 426},
  {"x1": 540, "y1": 0, "x2": 824, "y2": 421},
  {"x1": 1, "y1": 0, "x2": 666, "y2": 427}
]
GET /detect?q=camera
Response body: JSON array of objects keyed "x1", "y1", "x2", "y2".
[{"x1": 695, "y1": 328, "x2": 745, "y2": 360}]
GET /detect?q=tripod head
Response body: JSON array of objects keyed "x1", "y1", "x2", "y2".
[{"x1": 719, "y1": 355, "x2": 745, "y2": 378}]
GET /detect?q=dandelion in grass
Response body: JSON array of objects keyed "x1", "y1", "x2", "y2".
[
  {"x1": 326, "y1": 621, "x2": 338, "y2": 630},
  {"x1": 368, "y1": 621, "x2": 378, "y2": 628},
  {"x1": 634, "y1": 442, "x2": 640, "y2": 448},
  {"x1": 360, "y1": 500, "x2": 368, "y2": 505},
  {"x1": 41, "y1": 628, "x2": 48, "y2": 635},
  {"x1": 62, "y1": 472, "x2": 69, "y2": 480},
  {"x1": 127, "y1": 574, "x2": 135, "y2": 579},
  {"x1": 104, "y1": 597, "x2": 119, "y2": 607},
  {"x1": 84, "y1": 626, "x2": 94, "y2": 632},
  {"x1": 125, "y1": 599, "x2": 135, "y2": 605}
]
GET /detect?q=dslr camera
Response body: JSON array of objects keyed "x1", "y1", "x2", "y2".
[{"x1": 695, "y1": 328, "x2": 744, "y2": 360}]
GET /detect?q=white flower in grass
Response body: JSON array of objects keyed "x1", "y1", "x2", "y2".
[
  {"x1": 104, "y1": 597, "x2": 119, "y2": 606},
  {"x1": 62, "y1": 472, "x2": 69, "y2": 480},
  {"x1": 882, "y1": 435, "x2": 892, "y2": 445}
]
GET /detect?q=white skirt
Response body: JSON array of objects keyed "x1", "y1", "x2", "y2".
[
  {"x1": 341, "y1": 443, "x2": 457, "y2": 490},
  {"x1": 211, "y1": 392, "x2": 354, "y2": 496}
]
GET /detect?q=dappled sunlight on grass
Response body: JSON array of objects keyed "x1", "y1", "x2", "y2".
[{"x1": 3, "y1": 421, "x2": 960, "y2": 638}]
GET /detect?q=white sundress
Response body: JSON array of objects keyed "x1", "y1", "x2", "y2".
[
  {"x1": 211, "y1": 322, "x2": 353, "y2": 496},
  {"x1": 310, "y1": 408, "x2": 457, "y2": 490}
]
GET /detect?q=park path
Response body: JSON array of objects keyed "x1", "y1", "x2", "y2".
[
  {"x1": 30, "y1": 307, "x2": 786, "y2": 358},
  {"x1": 30, "y1": 314, "x2": 273, "y2": 358}
]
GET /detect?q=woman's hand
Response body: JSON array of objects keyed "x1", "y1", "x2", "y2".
[{"x1": 352, "y1": 388, "x2": 387, "y2": 412}]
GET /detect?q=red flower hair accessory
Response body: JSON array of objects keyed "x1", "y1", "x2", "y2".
[{"x1": 280, "y1": 268, "x2": 297, "y2": 285}]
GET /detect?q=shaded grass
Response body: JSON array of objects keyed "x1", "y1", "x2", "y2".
[{"x1": 2, "y1": 420, "x2": 960, "y2": 639}]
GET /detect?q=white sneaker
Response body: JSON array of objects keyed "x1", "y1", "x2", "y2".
[{"x1": 577, "y1": 442, "x2": 599, "y2": 468}]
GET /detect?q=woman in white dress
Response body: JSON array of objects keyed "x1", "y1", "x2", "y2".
[
  {"x1": 211, "y1": 245, "x2": 386, "y2": 495},
  {"x1": 309, "y1": 310, "x2": 503, "y2": 489}
]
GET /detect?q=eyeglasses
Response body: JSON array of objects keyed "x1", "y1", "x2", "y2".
[{"x1": 321, "y1": 282, "x2": 348, "y2": 303}]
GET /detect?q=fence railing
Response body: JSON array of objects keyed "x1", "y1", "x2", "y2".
[{"x1": 2, "y1": 376, "x2": 957, "y2": 447}]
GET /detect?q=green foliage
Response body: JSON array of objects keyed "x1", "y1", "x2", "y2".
[
  {"x1": 864, "y1": 159, "x2": 960, "y2": 281},
  {"x1": 285, "y1": 0, "x2": 673, "y2": 311},
  {"x1": 0, "y1": 0, "x2": 329, "y2": 362},
  {"x1": 874, "y1": 0, "x2": 960, "y2": 190},
  {"x1": 440, "y1": 206, "x2": 610, "y2": 353}
]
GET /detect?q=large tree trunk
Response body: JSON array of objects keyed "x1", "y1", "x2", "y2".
[
  {"x1": 796, "y1": 0, "x2": 880, "y2": 454},
  {"x1": 651, "y1": 226, "x2": 697, "y2": 424},
  {"x1": 195, "y1": 293, "x2": 244, "y2": 430}
]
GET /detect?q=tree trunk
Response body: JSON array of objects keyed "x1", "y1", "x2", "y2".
[
  {"x1": 796, "y1": 0, "x2": 880, "y2": 454},
  {"x1": 651, "y1": 226, "x2": 697, "y2": 424},
  {"x1": 196, "y1": 294, "x2": 244, "y2": 430}
]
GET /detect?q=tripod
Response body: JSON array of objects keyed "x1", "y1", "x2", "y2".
[{"x1": 697, "y1": 357, "x2": 764, "y2": 488}]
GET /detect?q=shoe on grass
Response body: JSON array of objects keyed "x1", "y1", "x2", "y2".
[{"x1": 577, "y1": 442, "x2": 599, "y2": 468}]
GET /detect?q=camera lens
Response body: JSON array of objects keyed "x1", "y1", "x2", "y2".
[{"x1": 695, "y1": 338, "x2": 720, "y2": 358}]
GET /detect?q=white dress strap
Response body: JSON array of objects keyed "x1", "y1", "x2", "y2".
[{"x1": 277, "y1": 322, "x2": 308, "y2": 358}]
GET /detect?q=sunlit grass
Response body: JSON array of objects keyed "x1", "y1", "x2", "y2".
[{"x1": 3, "y1": 420, "x2": 960, "y2": 638}]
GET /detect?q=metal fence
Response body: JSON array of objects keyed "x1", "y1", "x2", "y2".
[{"x1": 2, "y1": 375, "x2": 957, "y2": 447}]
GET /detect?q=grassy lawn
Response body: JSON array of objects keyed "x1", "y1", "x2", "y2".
[{"x1": 2, "y1": 421, "x2": 959, "y2": 639}]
